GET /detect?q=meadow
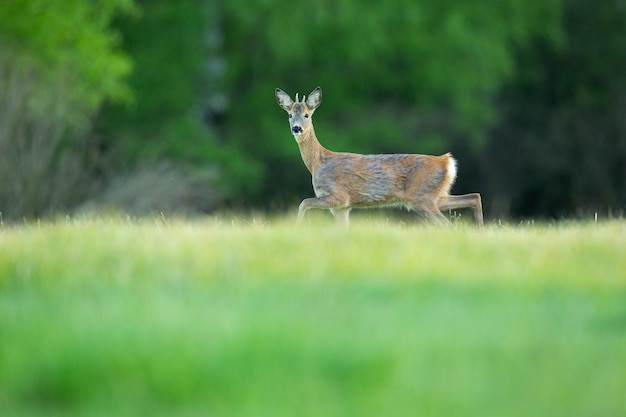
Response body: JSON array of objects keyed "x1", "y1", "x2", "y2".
[{"x1": 0, "y1": 215, "x2": 625, "y2": 417}]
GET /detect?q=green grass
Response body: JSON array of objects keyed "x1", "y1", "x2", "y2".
[{"x1": 1, "y1": 216, "x2": 625, "y2": 417}]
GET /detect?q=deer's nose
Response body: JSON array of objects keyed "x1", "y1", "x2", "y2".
[{"x1": 292, "y1": 125, "x2": 303, "y2": 134}]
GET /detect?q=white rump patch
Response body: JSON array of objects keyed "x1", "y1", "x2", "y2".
[
  {"x1": 442, "y1": 156, "x2": 458, "y2": 196},
  {"x1": 447, "y1": 157, "x2": 458, "y2": 184}
]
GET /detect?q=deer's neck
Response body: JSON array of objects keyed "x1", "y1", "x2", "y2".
[{"x1": 295, "y1": 126, "x2": 327, "y2": 175}]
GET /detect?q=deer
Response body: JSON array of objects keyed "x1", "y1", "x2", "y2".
[{"x1": 275, "y1": 86, "x2": 484, "y2": 227}]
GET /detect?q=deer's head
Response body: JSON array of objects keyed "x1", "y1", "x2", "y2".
[{"x1": 275, "y1": 87, "x2": 322, "y2": 139}]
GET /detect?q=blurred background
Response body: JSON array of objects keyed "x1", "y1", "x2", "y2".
[{"x1": 1, "y1": 0, "x2": 624, "y2": 222}]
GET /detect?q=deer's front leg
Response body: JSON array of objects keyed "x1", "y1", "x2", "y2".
[{"x1": 297, "y1": 195, "x2": 348, "y2": 223}]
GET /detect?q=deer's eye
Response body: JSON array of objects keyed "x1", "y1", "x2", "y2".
[
  {"x1": 304, "y1": 114, "x2": 309, "y2": 118},
  {"x1": 289, "y1": 114, "x2": 293, "y2": 118}
]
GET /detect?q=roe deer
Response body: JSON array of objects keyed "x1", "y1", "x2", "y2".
[{"x1": 275, "y1": 86, "x2": 484, "y2": 227}]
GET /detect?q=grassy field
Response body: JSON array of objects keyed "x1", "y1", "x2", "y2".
[{"x1": 1, "y1": 216, "x2": 625, "y2": 417}]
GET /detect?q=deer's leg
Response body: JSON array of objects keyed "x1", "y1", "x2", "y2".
[
  {"x1": 423, "y1": 204, "x2": 450, "y2": 225},
  {"x1": 438, "y1": 194, "x2": 484, "y2": 227},
  {"x1": 409, "y1": 200, "x2": 450, "y2": 225},
  {"x1": 297, "y1": 195, "x2": 348, "y2": 223},
  {"x1": 330, "y1": 208, "x2": 351, "y2": 227}
]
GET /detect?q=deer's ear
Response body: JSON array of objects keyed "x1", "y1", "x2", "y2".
[
  {"x1": 276, "y1": 88, "x2": 293, "y2": 111},
  {"x1": 306, "y1": 87, "x2": 322, "y2": 110}
]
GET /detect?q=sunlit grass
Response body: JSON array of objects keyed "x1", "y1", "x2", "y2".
[
  {"x1": 1, "y1": 216, "x2": 625, "y2": 416},
  {"x1": 1, "y1": 215, "x2": 624, "y2": 289}
]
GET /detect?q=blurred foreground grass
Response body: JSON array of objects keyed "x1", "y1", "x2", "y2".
[{"x1": 1, "y1": 216, "x2": 625, "y2": 417}]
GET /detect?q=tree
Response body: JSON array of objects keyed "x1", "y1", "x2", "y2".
[
  {"x1": 0, "y1": 0, "x2": 134, "y2": 219},
  {"x1": 97, "y1": 0, "x2": 252, "y2": 204},
  {"x1": 486, "y1": 0, "x2": 626, "y2": 218}
]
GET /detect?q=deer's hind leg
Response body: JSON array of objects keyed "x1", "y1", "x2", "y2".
[
  {"x1": 408, "y1": 199, "x2": 450, "y2": 225},
  {"x1": 422, "y1": 204, "x2": 450, "y2": 225},
  {"x1": 437, "y1": 193, "x2": 484, "y2": 227},
  {"x1": 330, "y1": 208, "x2": 351, "y2": 227}
]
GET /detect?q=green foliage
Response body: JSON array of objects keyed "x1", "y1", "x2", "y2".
[
  {"x1": 99, "y1": 0, "x2": 210, "y2": 158},
  {"x1": 222, "y1": 0, "x2": 562, "y2": 137},
  {"x1": 0, "y1": 0, "x2": 135, "y2": 219},
  {"x1": 0, "y1": 0, "x2": 134, "y2": 127},
  {"x1": 96, "y1": 0, "x2": 252, "y2": 199},
  {"x1": 0, "y1": 219, "x2": 625, "y2": 416},
  {"x1": 487, "y1": 0, "x2": 626, "y2": 218}
]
